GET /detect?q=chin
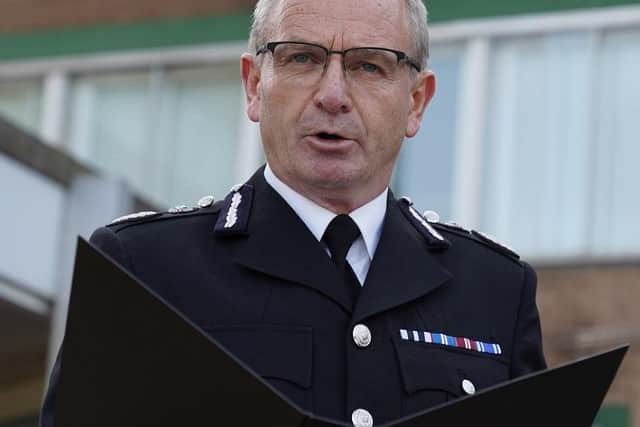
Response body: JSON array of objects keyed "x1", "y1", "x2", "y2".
[{"x1": 303, "y1": 166, "x2": 361, "y2": 191}]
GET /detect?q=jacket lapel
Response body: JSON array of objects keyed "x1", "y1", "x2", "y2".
[
  {"x1": 353, "y1": 195, "x2": 452, "y2": 323},
  {"x1": 231, "y1": 170, "x2": 354, "y2": 313}
]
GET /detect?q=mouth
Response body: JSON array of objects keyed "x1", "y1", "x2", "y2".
[
  {"x1": 305, "y1": 132, "x2": 355, "y2": 151},
  {"x1": 303, "y1": 128, "x2": 358, "y2": 153},
  {"x1": 315, "y1": 132, "x2": 346, "y2": 141}
]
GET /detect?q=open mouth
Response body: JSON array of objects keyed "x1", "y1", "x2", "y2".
[{"x1": 316, "y1": 132, "x2": 345, "y2": 141}]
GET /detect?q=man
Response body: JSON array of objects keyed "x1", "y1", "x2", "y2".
[{"x1": 41, "y1": 0, "x2": 545, "y2": 425}]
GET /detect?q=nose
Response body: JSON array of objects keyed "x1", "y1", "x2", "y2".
[{"x1": 312, "y1": 54, "x2": 353, "y2": 114}]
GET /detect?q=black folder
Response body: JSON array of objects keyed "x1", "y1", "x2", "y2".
[{"x1": 56, "y1": 238, "x2": 628, "y2": 426}]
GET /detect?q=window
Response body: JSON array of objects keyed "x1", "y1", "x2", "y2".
[
  {"x1": 66, "y1": 64, "x2": 246, "y2": 206},
  {"x1": 591, "y1": 28, "x2": 640, "y2": 256},
  {"x1": 394, "y1": 44, "x2": 464, "y2": 220},
  {"x1": 481, "y1": 32, "x2": 596, "y2": 257},
  {"x1": 481, "y1": 28, "x2": 640, "y2": 258}
]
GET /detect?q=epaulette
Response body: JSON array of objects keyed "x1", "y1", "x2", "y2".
[
  {"x1": 109, "y1": 211, "x2": 161, "y2": 225},
  {"x1": 108, "y1": 194, "x2": 222, "y2": 227},
  {"x1": 214, "y1": 184, "x2": 254, "y2": 237},
  {"x1": 397, "y1": 197, "x2": 451, "y2": 250},
  {"x1": 430, "y1": 220, "x2": 520, "y2": 261}
]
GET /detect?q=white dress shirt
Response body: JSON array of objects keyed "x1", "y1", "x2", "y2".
[{"x1": 264, "y1": 165, "x2": 387, "y2": 286}]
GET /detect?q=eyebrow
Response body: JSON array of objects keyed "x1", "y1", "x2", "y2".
[{"x1": 269, "y1": 38, "x2": 403, "y2": 52}]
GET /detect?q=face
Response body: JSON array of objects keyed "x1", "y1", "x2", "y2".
[{"x1": 242, "y1": 0, "x2": 435, "y2": 211}]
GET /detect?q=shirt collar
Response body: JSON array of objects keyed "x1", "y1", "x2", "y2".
[{"x1": 264, "y1": 164, "x2": 387, "y2": 259}]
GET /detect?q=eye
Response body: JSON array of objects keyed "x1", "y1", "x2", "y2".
[
  {"x1": 273, "y1": 44, "x2": 324, "y2": 68},
  {"x1": 292, "y1": 53, "x2": 311, "y2": 64},
  {"x1": 345, "y1": 49, "x2": 395, "y2": 77},
  {"x1": 284, "y1": 50, "x2": 324, "y2": 66},
  {"x1": 360, "y1": 62, "x2": 381, "y2": 73},
  {"x1": 348, "y1": 60, "x2": 384, "y2": 75}
]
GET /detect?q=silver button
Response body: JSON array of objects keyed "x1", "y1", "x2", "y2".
[
  {"x1": 352, "y1": 324, "x2": 372, "y2": 348},
  {"x1": 352, "y1": 409, "x2": 373, "y2": 427},
  {"x1": 422, "y1": 210, "x2": 440, "y2": 223},
  {"x1": 462, "y1": 379, "x2": 476, "y2": 395},
  {"x1": 197, "y1": 195, "x2": 215, "y2": 208}
]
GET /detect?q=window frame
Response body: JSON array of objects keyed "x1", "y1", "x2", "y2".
[{"x1": 0, "y1": 41, "x2": 262, "y2": 188}]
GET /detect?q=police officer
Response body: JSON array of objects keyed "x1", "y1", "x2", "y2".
[{"x1": 41, "y1": 0, "x2": 545, "y2": 425}]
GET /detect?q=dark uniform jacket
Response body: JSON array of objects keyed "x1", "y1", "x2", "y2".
[{"x1": 41, "y1": 167, "x2": 545, "y2": 426}]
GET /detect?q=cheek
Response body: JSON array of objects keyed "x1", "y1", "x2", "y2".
[
  {"x1": 360, "y1": 95, "x2": 409, "y2": 148},
  {"x1": 262, "y1": 80, "x2": 307, "y2": 127}
]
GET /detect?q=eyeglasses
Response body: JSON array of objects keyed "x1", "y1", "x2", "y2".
[{"x1": 256, "y1": 41, "x2": 422, "y2": 85}]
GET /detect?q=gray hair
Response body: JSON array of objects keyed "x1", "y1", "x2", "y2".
[{"x1": 248, "y1": 0, "x2": 430, "y2": 70}]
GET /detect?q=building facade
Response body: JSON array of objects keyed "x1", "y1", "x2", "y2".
[{"x1": 1, "y1": 1, "x2": 639, "y2": 425}]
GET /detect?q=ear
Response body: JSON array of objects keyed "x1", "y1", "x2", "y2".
[
  {"x1": 241, "y1": 53, "x2": 261, "y2": 123},
  {"x1": 405, "y1": 70, "x2": 436, "y2": 138}
]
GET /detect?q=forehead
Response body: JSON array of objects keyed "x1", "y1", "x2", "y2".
[{"x1": 272, "y1": 0, "x2": 411, "y2": 49}]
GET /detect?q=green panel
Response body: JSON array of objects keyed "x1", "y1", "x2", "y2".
[
  {"x1": 426, "y1": 0, "x2": 640, "y2": 22},
  {"x1": 593, "y1": 406, "x2": 631, "y2": 427},
  {"x1": 1, "y1": 0, "x2": 640, "y2": 61},
  {"x1": 0, "y1": 14, "x2": 251, "y2": 61}
]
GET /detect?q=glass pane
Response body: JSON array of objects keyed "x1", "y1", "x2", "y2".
[
  {"x1": 0, "y1": 79, "x2": 42, "y2": 135},
  {"x1": 591, "y1": 28, "x2": 640, "y2": 256},
  {"x1": 158, "y1": 65, "x2": 243, "y2": 205},
  {"x1": 66, "y1": 64, "x2": 244, "y2": 207},
  {"x1": 393, "y1": 44, "x2": 463, "y2": 219},
  {"x1": 67, "y1": 71, "x2": 154, "y2": 198},
  {"x1": 481, "y1": 32, "x2": 594, "y2": 258}
]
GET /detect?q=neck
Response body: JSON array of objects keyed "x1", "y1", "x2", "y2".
[
  {"x1": 268, "y1": 166, "x2": 389, "y2": 214},
  {"x1": 307, "y1": 191, "x2": 381, "y2": 214}
]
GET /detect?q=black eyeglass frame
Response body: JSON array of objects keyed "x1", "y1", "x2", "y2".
[{"x1": 256, "y1": 41, "x2": 423, "y2": 73}]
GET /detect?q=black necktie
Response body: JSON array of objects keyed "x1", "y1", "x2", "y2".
[{"x1": 322, "y1": 214, "x2": 362, "y2": 308}]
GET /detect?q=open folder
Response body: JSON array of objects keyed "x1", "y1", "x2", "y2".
[{"x1": 55, "y1": 238, "x2": 628, "y2": 426}]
